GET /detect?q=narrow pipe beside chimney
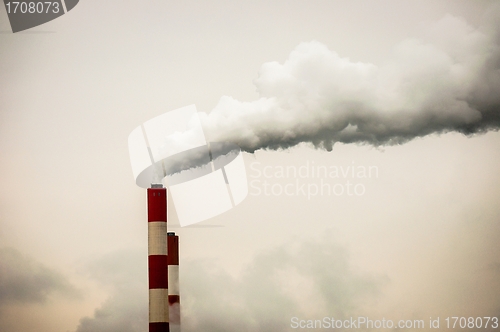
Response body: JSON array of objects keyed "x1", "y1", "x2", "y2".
[{"x1": 168, "y1": 232, "x2": 180, "y2": 332}]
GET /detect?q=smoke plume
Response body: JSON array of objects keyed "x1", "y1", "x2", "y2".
[{"x1": 201, "y1": 12, "x2": 500, "y2": 152}]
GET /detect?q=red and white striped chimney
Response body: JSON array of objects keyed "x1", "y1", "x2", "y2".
[
  {"x1": 148, "y1": 184, "x2": 169, "y2": 332},
  {"x1": 167, "y1": 232, "x2": 180, "y2": 332}
]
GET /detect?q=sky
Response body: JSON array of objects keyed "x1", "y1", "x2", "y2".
[{"x1": 1, "y1": 1, "x2": 499, "y2": 331}]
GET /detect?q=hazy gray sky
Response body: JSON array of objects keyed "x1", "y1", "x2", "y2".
[{"x1": 1, "y1": 1, "x2": 499, "y2": 331}]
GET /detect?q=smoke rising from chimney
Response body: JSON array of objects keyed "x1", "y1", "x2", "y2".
[{"x1": 199, "y1": 13, "x2": 500, "y2": 153}]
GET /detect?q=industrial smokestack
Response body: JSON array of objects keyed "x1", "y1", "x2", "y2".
[
  {"x1": 168, "y1": 232, "x2": 180, "y2": 332},
  {"x1": 148, "y1": 184, "x2": 169, "y2": 332}
]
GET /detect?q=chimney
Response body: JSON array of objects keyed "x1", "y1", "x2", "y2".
[
  {"x1": 148, "y1": 184, "x2": 169, "y2": 332},
  {"x1": 168, "y1": 232, "x2": 180, "y2": 331}
]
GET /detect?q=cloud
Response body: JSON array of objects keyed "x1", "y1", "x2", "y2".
[
  {"x1": 71, "y1": 236, "x2": 385, "y2": 332},
  {"x1": 75, "y1": 290, "x2": 147, "y2": 332},
  {"x1": 182, "y1": 233, "x2": 387, "y2": 332},
  {"x1": 199, "y1": 9, "x2": 500, "y2": 152},
  {"x1": 74, "y1": 249, "x2": 148, "y2": 332},
  {"x1": 0, "y1": 247, "x2": 79, "y2": 306}
]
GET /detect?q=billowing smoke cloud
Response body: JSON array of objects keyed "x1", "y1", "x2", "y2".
[
  {"x1": 75, "y1": 291, "x2": 147, "y2": 332},
  {"x1": 200, "y1": 11, "x2": 500, "y2": 152},
  {"x1": 70, "y1": 237, "x2": 385, "y2": 332},
  {"x1": 0, "y1": 247, "x2": 80, "y2": 307},
  {"x1": 74, "y1": 249, "x2": 148, "y2": 332},
  {"x1": 182, "y1": 234, "x2": 387, "y2": 332}
]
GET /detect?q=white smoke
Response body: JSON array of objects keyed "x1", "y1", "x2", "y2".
[{"x1": 201, "y1": 12, "x2": 500, "y2": 152}]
